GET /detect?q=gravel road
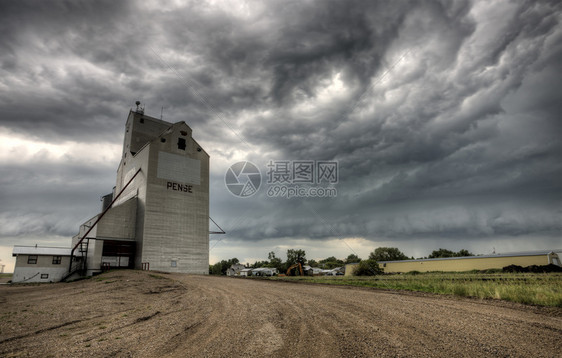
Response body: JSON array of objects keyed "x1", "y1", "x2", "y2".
[{"x1": 1, "y1": 270, "x2": 560, "y2": 357}]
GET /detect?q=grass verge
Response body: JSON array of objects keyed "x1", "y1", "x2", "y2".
[
  {"x1": 0, "y1": 273, "x2": 12, "y2": 280},
  {"x1": 265, "y1": 272, "x2": 562, "y2": 307}
]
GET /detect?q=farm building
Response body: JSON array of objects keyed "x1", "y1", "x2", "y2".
[
  {"x1": 251, "y1": 267, "x2": 279, "y2": 276},
  {"x1": 345, "y1": 250, "x2": 561, "y2": 275},
  {"x1": 302, "y1": 266, "x2": 343, "y2": 276},
  {"x1": 322, "y1": 267, "x2": 344, "y2": 276},
  {"x1": 303, "y1": 266, "x2": 322, "y2": 276},
  {"x1": 11, "y1": 103, "x2": 210, "y2": 282},
  {"x1": 226, "y1": 263, "x2": 246, "y2": 276},
  {"x1": 239, "y1": 268, "x2": 253, "y2": 277},
  {"x1": 11, "y1": 246, "x2": 71, "y2": 283}
]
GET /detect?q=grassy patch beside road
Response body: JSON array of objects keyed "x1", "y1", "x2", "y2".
[{"x1": 266, "y1": 272, "x2": 562, "y2": 307}]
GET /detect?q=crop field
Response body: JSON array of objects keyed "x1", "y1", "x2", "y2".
[{"x1": 267, "y1": 272, "x2": 562, "y2": 307}]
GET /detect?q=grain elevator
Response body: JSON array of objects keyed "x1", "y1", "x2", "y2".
[{"x1": 69, "y1": 104, "x2": 210, "y2": 276}]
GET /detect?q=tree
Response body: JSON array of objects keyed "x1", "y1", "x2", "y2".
[
  {"x1": 285, "y1": 249, "x2": 307, "y2": 275},
  {"x1": 345, "y1": 253, "x2": 361, "y2": 264},
  {"x1": 428, "y1": 248, "x2": 474, "y2": 258},
  {"x1": 251, "y1": 260, "x2": 269, "y2": 268},
  {"x1": 456, "y1": 249, "x2": 473, "y2": 257},
  {"x1": 353, "y1": 260, "x2": 383, "y2": 276},
  {"x1": 209, "y1": 258, "x2": 239, "y2": 275},
  {"x1": 286, "y1": 249, "x2": 306, "y2": 266},
  {"x1": 319, "y1": 256, "x2": 344, "y2": 269},
  {"x1": 267, "y1": 251, "x2": 283, "y2": 270},
  {"x1": 428, "y1": 248, "x2": 455, "y2": 258},
  {"x1": 369, "y1": 247, "x2": 408, "y2": 261},
  {"x1": 307, "y1": 259, "x2": 318, "y2": 267}
]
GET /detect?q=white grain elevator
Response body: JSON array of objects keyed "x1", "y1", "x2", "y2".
[{"x1": 71, "y1": 104, "x2": 209, "y2": 275}]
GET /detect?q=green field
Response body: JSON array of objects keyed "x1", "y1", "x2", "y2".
[{"x1": 266, "y1": 272, "x2": 562, "y2": 307}]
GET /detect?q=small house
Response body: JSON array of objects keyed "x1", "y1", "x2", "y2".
[
  {"x1": 226, "y1": 263, "x2": 246, "y2": 276},
  {"x1": 12, "y1": 246, "x2": 72, "y2": 283}
]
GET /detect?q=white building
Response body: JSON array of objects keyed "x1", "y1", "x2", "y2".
[
  {"x1": 72, "y1": 106, "x2": 210, "y2": 276},
  {"x1": 11, "y1": 246, "x2": 71, "y2": 283},
  {"x1": 240, "y1": 268, "x2": 253, "y2": 277},
  {"x1": 227, "y1": 263, "x2": 246, "y2": 276},
  {"x1": 321, "y1": 267, "x2": 344, "y2": 276},
  {"x1": 306, "y1": 266, "x2": 323, "y2": 276},
  {"x1": 12, "y1": 104, "x2": 210, "y2": 282},
  {"x1": 251, "y1": 267, "x2": 279, "y2": 276}
]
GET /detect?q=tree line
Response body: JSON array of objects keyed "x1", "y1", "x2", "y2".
[{"x1": 209, "y1": 247, "x2": 474, "y2": 275}]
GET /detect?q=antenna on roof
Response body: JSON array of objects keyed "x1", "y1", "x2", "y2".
[
  {"x1": 135, "y1": 100, "x2": 144, "y2": 114},
  {"x1": 161, "y1": 106, "x2": 164, "y2": 120}
]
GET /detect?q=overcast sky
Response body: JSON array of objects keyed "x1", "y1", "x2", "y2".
[{"x1": 1, "y1": 0, "x2": 561, "y2": 272}]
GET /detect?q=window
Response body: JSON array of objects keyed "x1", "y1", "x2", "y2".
[
  {"x1": 41, "y1": 274, "x2": 49, "y2": 279},
  {"x1": 27, "y1": 255, "x2": 38, "y2": 264},
  {"x1": 171, "y1": 260, "x2": 177, "y2": 267},
  {"x1": 177, "y1": 138, "x2": 186, "y2": 150},
  {"x1": 161, "y1": 138, "x2": 166, "y2": 143},
  {"x1": 139, "y1": 118, "x2": 144, "y2": 123},
  {"x1": 52, "y1": 256, "x2": 62, "y2": 265}
]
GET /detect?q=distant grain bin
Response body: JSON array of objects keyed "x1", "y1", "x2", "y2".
[
  {"x1": 345, "y1": 250, "x2": 561, "y2": 275},
  {"x1": 100, "y1": 193, "x2": 113, "y2": 211}
]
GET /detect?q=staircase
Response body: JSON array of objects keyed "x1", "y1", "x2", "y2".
[
  {"x1": 63, "y1": 168, "x2": 142, "y2": 282},
  {"x1": 63, "y1": 240, "x2": 89, "y2": 281}
]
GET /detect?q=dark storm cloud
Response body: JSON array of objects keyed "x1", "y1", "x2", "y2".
[
  {"x1": 1, "y1": 0, "x2": 561, "y2": 258},
  {"x1": 0, "y1": 1, "x2": 140, "y2": 141},
  {"x1": 0, "y1": 157, "x2": 116, "y2": 239},
  {"x1": 205, "y1": 0, "x2": 562, "y2": 245}
]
